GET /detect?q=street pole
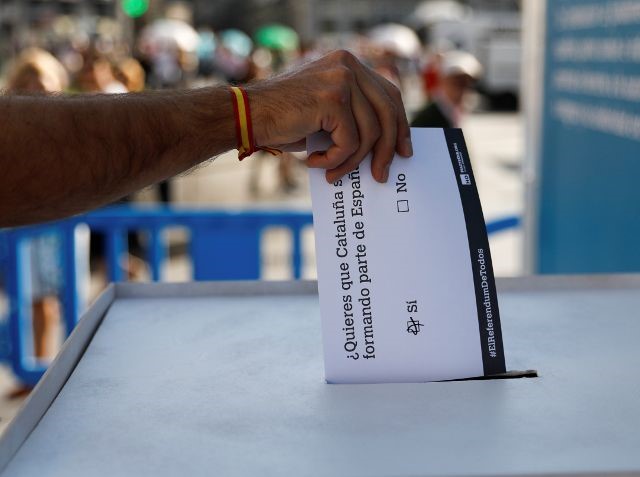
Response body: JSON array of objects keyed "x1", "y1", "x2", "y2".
[{"x1": 521, "y1": 0, "x2": 546, "y2": 274}]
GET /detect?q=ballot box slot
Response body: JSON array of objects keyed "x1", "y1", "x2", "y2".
[
  {"x1": 437, "y1": 369, "x2": 538, "y2": 382},
  {"x1": 324, "y1": 369, "x2": 538, "y2": 384}
]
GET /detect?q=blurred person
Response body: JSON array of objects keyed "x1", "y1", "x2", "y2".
[
  {"x1": 215, "y1": 45, "x2": 251, "y2": 84},
  {"x1": 5, "y1": 48, "x2": 69, "y2": 380},
  {"x1": 365, "y1": 48, "x2": 402, "y2": 88},
  {"x1": 250, "y1": 47, "x2": 275, "y2": 80},
  {"x1": 113, "y1": 57, "x2": 146, "y2": 92},
  {"x1": 195, "y1": 29, "x2": 217, "y2": 78},
  {"x1": 0, "y1": 50, "x2": 412, "y2": 227},
  {"x1": 421, "y1": 51, "x2": 443, "y2": 100},
  {"x1": 6, "y1": 48, "x2": 69, "y2": 93},
  {"x1": 411, "y1": 50, "x2": 482, "y2": 128},
  {"x1": 76, "y1": 51, "x2": 127, "y2": 93},
  {"x1": 150, "y1": 44, "x2": 183, "y2": 89}
]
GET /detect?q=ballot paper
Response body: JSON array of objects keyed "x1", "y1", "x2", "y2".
[{"x1": 309, "y1": 128, "x2": 506, "y2": 384}]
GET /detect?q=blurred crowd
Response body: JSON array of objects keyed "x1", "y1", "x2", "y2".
[{"x1": 2, "y1": 6, "x2": 486, "y2": 191}]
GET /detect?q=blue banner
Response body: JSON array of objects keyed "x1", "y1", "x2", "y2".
[{"x1": 538, "y1": 0, "x2": 640, "y2": 272}]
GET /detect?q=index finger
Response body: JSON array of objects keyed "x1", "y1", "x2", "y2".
[{"x1": 306, "y1": 108, "x2": 359, "y2": 172}]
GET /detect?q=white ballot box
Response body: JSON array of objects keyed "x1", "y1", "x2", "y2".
[
  {"x1": 309, "y1": 129, "x2": 505, "y2": 383},
  {"x1": 1, "y1": 277, "x2": 640, "y2": 476}
]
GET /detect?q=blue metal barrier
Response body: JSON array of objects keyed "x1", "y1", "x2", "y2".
[
  {"x1": 0, "y1": 206, "x2": 313, "y2": 385},
  {"x1": 0, "y1": 206, "x2": 519, "y2": 386},
  {"x1": 486, "y1": 216, "x2": 521, "y2": 235}
]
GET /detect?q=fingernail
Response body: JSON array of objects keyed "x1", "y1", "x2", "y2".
[{"x1": 404, "y1": 138, "x2": 413, "y2": 157}]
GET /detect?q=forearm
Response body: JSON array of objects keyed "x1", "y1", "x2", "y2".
[
  {"x1": 0, "y1": 87, "x2": 235, "y2": 226},
  {"x1": 0, "y1": 51, "x2": 412, "y2": 227}
]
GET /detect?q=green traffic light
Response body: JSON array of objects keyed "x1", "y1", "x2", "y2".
[{"x1": 121, "y1": 0, "x2": 149, "y2": 18}]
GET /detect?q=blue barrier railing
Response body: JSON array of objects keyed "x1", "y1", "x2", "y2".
[
  {"x1": 486, "y1": 215, "x2": 521, "y2": 235},
  {"x1": 0, "y1": 206, "x2": 314, "y2": 385},
  {"x1": 0, "y1": 206, "x2": 520, "y2": 386}
]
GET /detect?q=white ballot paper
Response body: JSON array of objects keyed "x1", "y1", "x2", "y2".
[{"x1": 309, "y1": 128, "x2": 506, "y2": 384}]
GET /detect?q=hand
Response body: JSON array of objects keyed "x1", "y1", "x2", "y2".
[{"x1": 247, "y1": 50, "x2": 413, "y2": 183}]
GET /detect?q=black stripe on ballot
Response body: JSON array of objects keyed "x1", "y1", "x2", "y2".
[{"x1": 443, "y1": 128, "x2": 506, "y2": 376}]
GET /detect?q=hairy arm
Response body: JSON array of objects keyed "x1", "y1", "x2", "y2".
[
  {"x1": 0, "y1": 88, "x2": 235, "y2": 226},
  {"x1": 0, "y1": 50, "x2": 412, "y2": 228}
]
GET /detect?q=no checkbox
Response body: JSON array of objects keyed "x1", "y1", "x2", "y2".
[{"x1": 397, "y1": 199, "x2": 409, "y2": 213}]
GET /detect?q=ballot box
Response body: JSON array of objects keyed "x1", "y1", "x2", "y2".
[{"x1": 1, "y1": 276, "x2": 640, "y2": 476}]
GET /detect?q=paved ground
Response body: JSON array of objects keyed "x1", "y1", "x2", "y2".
[{"x1": 0, "y1": 111, "x2": 524, "y2": 434}]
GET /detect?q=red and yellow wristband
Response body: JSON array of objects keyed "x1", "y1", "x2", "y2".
[{"x1": 229, "y1": 86, "x2": 280, "y2": 161}]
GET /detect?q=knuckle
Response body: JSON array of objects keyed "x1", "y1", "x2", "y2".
[
  {"x1": 332, "y1": 49, "x2": 356, "y2": 66},
  {"x1": 331, "y1": 65, "x2": 354, "y2": 84},
  {"x1": 319, "y1": 86, "x2": 348, "y2": 105},
  {"x1": 388, "y1": 83, "x2": 403, "y2": 102}
]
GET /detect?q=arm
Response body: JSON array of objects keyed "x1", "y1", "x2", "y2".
[
  {"x1": 0, "y1": 50, "x2": 412, "y2": 227},
  {"x1": 0, "y1": 88, "x2": 235, "y2": 226}
]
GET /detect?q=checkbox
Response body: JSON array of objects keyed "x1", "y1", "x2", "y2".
[{"x1": 397, "y1": 199, "x2": 409, "y2": 213}]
